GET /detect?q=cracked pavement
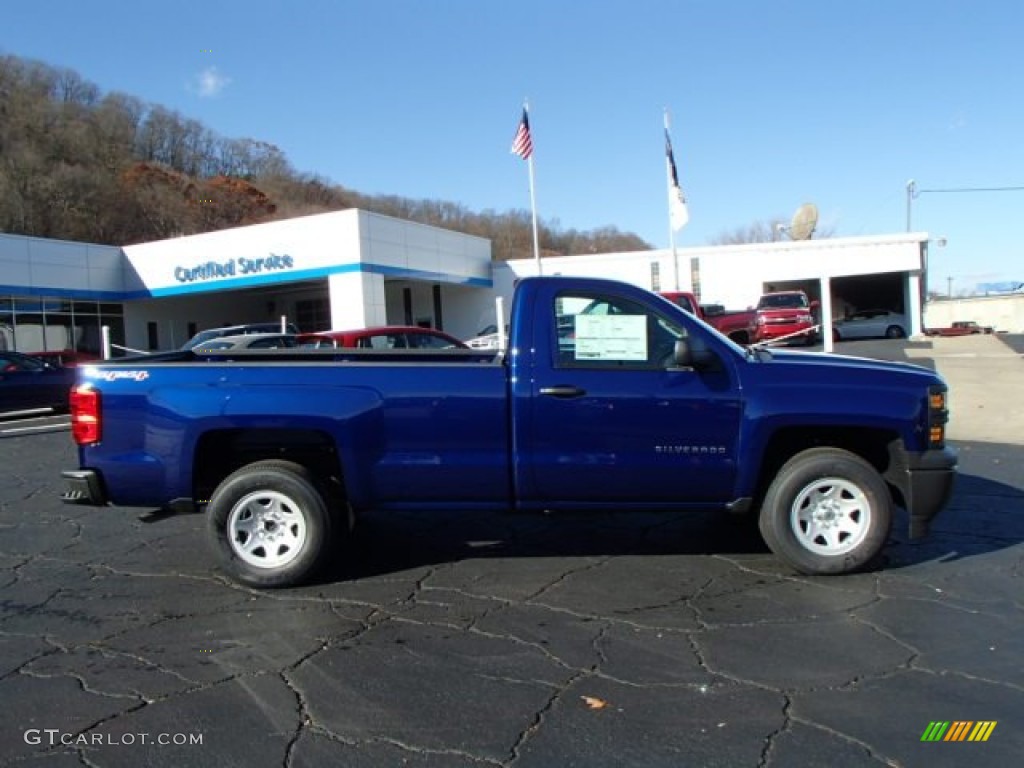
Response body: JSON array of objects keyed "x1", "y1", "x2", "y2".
[{"x1": 1, "y1": 340, "x2": 1022, "y2": 766}]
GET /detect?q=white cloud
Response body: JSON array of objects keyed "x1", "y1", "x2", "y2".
[{"x1": 192, "y1": 66, "x2": 232, "y2": 98}]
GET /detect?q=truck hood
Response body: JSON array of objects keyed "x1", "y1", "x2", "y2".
[{"x1": 761, "y1": 349, "x2": 938, "y2": 380}]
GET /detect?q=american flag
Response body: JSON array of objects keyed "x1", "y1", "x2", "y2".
[{"x1": 510, "y1": 109, "x2": 533, "y2": 159}]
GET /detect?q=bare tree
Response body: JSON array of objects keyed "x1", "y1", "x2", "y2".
[
  {"x1": 0, "y1": 54, "x2": 654, "y2": 256},
  {"x1": 711, "y1": 216, "x2": 836, "y2": 245}
]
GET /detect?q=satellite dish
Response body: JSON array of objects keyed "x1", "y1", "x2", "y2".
[{"x1": 789, "y1": 203, "x2": 819, "y2": 240}]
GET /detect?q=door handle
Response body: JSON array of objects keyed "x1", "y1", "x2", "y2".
[{"x1": 539, "y1": 386, "x2": 586, "y2": 399}]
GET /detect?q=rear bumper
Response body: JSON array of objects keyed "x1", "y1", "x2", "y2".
[
  {"x1": 886, "y1": 445, "x2": 958, "y2": 538},
  {"x1": 61, "y1": 470, "x2": 108, "y2": 505}
]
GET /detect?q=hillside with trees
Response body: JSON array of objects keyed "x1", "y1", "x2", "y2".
[{"x1": 0, "y1": 55, "x2": 650, "y2": 259}]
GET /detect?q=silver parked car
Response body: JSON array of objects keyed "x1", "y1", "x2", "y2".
[
  {"x1": 833, "y1": 310, "x2": 908, "y2": 341},
  {"x1": 182, "y1": 323, "x2": 300, "y2": 350},
  {"x1": 193, "y1": 333, "x2": 298, "y2": 351}
]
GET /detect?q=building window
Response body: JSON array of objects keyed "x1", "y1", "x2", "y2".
[
  {"x1": 0, "y1": 295, "x2": 123, "y2": 354},
  {"x1": 403, "y1": 288, "x2": 413, "y2": 326},
  {"x1": 147, "y1": 322, "x2": 159, "y2": 351},
  {"x1": 432, "y1": 284, "x2": 443, "y2": 330}
]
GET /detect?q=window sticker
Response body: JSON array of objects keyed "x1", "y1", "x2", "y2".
[{"x1": 575, "y1": 315, "x2": 647, "y2": 361}]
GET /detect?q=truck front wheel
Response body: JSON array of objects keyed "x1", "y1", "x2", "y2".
[
  {"x1": 207, "y1": 460, "x2": 332, "y2": 588},
  {"x1": 758, "y1": 448, "x2": 892, "y2": 575}
]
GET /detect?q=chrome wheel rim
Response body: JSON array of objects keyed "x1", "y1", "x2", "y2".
[
  {"x1": 790, "y1": 477, "x2": 871, "y2": 556},
  {"x1": 227, "y1": 490, "x2": 307, "y2": 569}
]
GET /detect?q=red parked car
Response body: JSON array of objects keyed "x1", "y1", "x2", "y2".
[
  {"x1": 925, "y1": 321, "x2": 995, "y2": 337},
  {"x1": 297, "y1": 326, "x2": 468, "y2": 350}
]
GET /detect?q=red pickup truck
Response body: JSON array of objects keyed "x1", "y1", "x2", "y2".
[
  {"x1": 925, "y1": 321, "x2": 994, "y2": 337},
  {"x1": 661, "y1": 291, "x2": 755, "y2": 345},
  {"x1": 751, "y1": 291, "x2": 818, "y2": 346}
]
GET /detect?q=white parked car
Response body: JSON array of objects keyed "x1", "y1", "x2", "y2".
[
  {"x1": 833, "y1": 310, "x2": 908, "y2": 341},
  {"x1": 465, "y1": 333, "x2": 502, "y2": 350},
  {"x1": 193, "y1": 333, "x2": 298, "y2": 351}
]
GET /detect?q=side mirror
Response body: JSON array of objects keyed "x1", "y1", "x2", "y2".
[
  {"x1": 810, "y1": 300, "x2": 821, "y2": 310},
  {"x1": 673, "y1": 337, "x2": 715, "y2": 370}
]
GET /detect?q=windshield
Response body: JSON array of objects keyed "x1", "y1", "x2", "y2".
[
  {"x1": 758, "y1": 293, "x2": 809, "y2": 310},
  {"x1": 182, "y1": 329, "x2": 224, "y2": 349}
]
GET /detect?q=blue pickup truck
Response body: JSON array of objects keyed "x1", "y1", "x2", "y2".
[{"x1": 62, "y1": 276, "x2": 956, "y2": 587}]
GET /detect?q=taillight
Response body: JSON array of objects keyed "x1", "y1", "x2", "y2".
[{"x1": 70, "y1": 386, "x2": 101, "y2": 445}]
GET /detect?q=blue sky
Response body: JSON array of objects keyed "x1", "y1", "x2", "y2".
[{"x1": 5, "y1": 0, "x2": 1023, "y2": 293}]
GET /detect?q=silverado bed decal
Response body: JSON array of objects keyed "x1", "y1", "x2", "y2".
[{"x1": 95, "y1": 370, "x2": 150, "y2": 382}]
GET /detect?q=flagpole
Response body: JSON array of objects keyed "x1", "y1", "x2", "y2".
[
  {"x1": 511, "y1": 100, "x2": 542, "y2": 275},
  {"x1": 664, "y1": 108, "x2": 680, "y2": 291},
  {"x1": 525, "y1": 102, "x2": 542, "y2": 275}
]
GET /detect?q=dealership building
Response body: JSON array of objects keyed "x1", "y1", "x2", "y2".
[
  {"x1": 1, "y1": 208, "x2": 945, "y2": 356},
  {"x1": 1, "y1": 210, "x2": 494, "y2": 354}
]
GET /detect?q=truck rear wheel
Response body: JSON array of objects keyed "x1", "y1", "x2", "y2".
[
  {"x1": 207, "y1": 460, "x2": 332, "y2": 588},
  {"x1": 758, "y1": 448, "x2": 892, "y2": 575}
]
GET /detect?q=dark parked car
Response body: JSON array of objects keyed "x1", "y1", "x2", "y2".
[
  {"x1": 297, "y1": 326, "x2": 467, "y2": 350},
  {"x1": 0, "y1": 351, "x2": 77, "y2": 418},
  {"x1": 26, "y1": 349, "x2": 101, "y2": 367}
]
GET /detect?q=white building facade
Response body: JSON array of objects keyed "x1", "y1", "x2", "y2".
[
  {"x1": 1, "y1": 210, "x2": 494, "y2": 354},
  {"x1": 496, "y1": 233, "x2": 933, "y2": 342},
  {"x1": 3, "y1": 211, "x2": 949, "y2": 357}
]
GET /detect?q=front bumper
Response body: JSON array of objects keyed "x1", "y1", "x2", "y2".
[
  {"x1": 61, "y1": 470, "x2": 108, "y2": 505},
  {"x1": 754, "y1": 325, "x2": 815, "y2": 342},
  {"x1": 886, "y1": 445, "x2": 958, "y2": 538}
]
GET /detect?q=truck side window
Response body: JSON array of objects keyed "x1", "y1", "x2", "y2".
[{"x1": 554, "y1": 292, "x2": 685, "y2": 370}]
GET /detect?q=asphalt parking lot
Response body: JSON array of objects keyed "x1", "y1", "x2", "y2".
[{"x1": 1, "y1": 337, "x2": 1022, "y2": 767}]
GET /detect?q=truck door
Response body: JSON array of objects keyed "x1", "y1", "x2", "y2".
[{"x1": 516, "y1": 287, "x2": 743, "y2": 506}]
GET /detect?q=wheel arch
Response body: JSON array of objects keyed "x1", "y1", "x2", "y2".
[
  {"x1": 193, "y1": 428, "x2": 346, "y2": 508},
  {"x1": 751, "y1": 426, "x2": 903, "y2": 509}
]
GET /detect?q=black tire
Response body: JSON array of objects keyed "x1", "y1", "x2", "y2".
[
  {"x1": 885, "y1": 325, "x2": 906, "y2": 339},
  {"x1": 207, "y1": 460, "x2": 333, "y2": 588},
  {"x1": 758, "y1": 448, "x2": 892, "y2": 575}
]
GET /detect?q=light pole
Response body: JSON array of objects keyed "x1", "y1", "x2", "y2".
[
  {"x1": 907, "y1": 181, "x2": 1024, "y2": 233},
  {"x1": 906, "y1": 179, "x2": 916, "y2": 231}
]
